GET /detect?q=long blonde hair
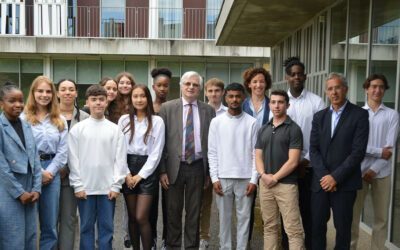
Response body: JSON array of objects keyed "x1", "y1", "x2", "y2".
[{"x1": 24, "y1": 76, "x2": 65, "y2": 131}]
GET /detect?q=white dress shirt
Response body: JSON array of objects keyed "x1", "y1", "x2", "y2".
[
  {"x1": 330, "y1": 101, "x2": 348, "y2": 137},
  {"x1": 249, "y1": 98, "x2": 266, "y2": 128},
  {"x1": 211, "y1": 103, "x2": 228, "y2": 117},
  {"x1": 286, "y1": 89, "x2": 325, "y2": 160},
  {"x1": 361, "y1": 103, "x2": 399, "y2": 178},
  {"x1": 118, "y1": 114, "x2": 165, "y2": 179},
  {"x1": 182, "y1": 98, "x2": 202, "y2": 161}
]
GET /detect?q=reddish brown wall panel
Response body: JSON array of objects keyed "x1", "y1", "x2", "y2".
[
  {"x1": 126, "y1": 0, "x2": 148, "y2": 37},
  {"x1": 183, "y1": 0, "x2": 206, "y2": 39},
  {"x1": 77, "y1": 0, "x2": 99, "y2": 37}
]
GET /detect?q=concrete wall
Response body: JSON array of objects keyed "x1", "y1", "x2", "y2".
[{"x1": 0, "y1": 37, "x2": 270, "y2": 58}]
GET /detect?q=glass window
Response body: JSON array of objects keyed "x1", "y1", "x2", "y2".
[
  {"x1": 77, "y1": 60, "x2": 100, "y2": 84},
  {"x1": 0, "y1": 58, "x2": 19, "y2": 87},
  {"x1": 230, "y1": 63, "x2": 254, "y2": 84},
  {"x1": 101, "y1": 60, "x2": 124, "y2": 79},
  {"x1": 302, "y1": 25, "x2": 313, "y2": 72},
  {"x1": 101, "y1": 0, "x2": 125, "y2": 37},
  {"x1": 206, "y1": 62, "x2": 229, "y2": 86},
  {"x1": 206, "y1": 0, "x2": 222, "y2": 39},
  {"x1": 67, "y1": 0, "x2": 77, "y2": 36},
  {"x1": 330, "y1": 1, "x2": 347, "y2": 74},
  {"x1": 156, "y1": 61, "x2": 181, "y2": 100},
  {"x1": 125, "y1": 61, "x2": 149, "y2": 85},
  {"x1": 6, "y1": 4, "x2": 12, "y2": 34},
  {"x1": 53, "y1": 59, "x2": 76, "y2": 83},
  {"x1": 347, "y1": 0, "x2": 369, "y2": 107},
  {"x1": 158, "y1": 0, "x2": 182, "y2": 38},
  {"x1": 316, "y1": 12, "x2": 327, "y2": 72},
  {"x1": 370, "y1": 0, "x2": 399, "y2": 109},
  {"x1": 20, "y1": 59, "x2": 43, "y2": 98}
]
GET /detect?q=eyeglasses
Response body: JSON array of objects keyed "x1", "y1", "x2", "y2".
[{"x1": 183, "y1": 82, "x2": 200, "y2": 88}]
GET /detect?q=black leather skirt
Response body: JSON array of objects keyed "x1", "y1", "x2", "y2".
[{"x1": 122, "y1": 154, "x2": 158, "y2": 195}]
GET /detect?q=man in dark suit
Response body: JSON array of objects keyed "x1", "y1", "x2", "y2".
[
  {"x1": 159, "y1": 71, "x2": 215, "y2": 250},
  {"x1": 310, "y1": 73, "x2": 369, "y2": 250}
]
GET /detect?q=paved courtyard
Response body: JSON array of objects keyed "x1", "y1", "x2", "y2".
[{"x1": 71, "y1": 189, "x2": 371, "y2": 249}]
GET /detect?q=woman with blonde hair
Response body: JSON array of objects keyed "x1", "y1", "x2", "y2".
[{"x1": 22, "y1": 75, "x2": 68, "y2": 249}]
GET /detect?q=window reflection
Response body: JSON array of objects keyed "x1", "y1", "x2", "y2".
[
  {"x1": 158, "y1": 0, "x2": 182, "y2": 38},
  {"x1": 101, "y1": 0, "x2": 125, "y2": 37}
]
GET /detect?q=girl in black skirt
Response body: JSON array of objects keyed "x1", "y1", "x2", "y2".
[{"x1": 118, "y1": 84, "x2": 165, "y2": 250}]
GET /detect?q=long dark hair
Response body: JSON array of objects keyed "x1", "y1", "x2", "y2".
[
  {"x1": 123, "y1": 85, "x2": 155, "y2": 145},
  {"x1": 99, "y1": 77, "x2": 118, "y2": 122}
]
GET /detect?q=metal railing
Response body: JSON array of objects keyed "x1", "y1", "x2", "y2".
[{"x1": 8, "y1": 5, "x2": 220, "y2": 39}]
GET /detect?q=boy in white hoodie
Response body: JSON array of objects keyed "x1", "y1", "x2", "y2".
[{"x1": 68, "y1": 84, "x2": 129, "y2": 250}]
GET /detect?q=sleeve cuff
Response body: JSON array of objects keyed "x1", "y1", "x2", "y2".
[
  {"x1": 111, "y1": 186, "x2": 121, "y2": 193},
  {"x1": 250, "y1": 176, "x2": 258, "y2": 185},
  {"x1": 74, "y1": 186, "x2": 85, "y2": 193},
  {"x1": 211, "y1": 176, "x2": 219, "y2": 184}
]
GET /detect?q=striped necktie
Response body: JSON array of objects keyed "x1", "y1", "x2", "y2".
[{"x1": 185, "y1": 104, "x2": 195, "y2": 164}]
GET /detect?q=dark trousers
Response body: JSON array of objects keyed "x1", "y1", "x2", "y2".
[
  {"x1": 149, "y1": 182, "x2": 159, "y2": 241},
  {"x1": 298, "y1": 168, "x2": 313, "y2": 249},
  {"x1": 248, "y1": 188, "x2": 257, "y2": 242},
  {"x1": 162, "y1": 188, "x2": 168, "y2": 240},
  {"x1": 149, "y1": 183, "x2": 168, "y2": 242},
  {"x1": 166, "y1": 161, "x2": 204, "y2": 250},
  {"x1": 311, "y1": 190, "x2": 357, "y2": 250}
]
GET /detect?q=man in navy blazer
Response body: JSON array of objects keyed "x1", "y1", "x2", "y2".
[{"x1": 310, "y1": 73, "x2": 369, "y2": 250}]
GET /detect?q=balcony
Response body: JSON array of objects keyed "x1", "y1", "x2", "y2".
[{"x1": 0, "y1": 4, "x2": 221, "y2": 39}]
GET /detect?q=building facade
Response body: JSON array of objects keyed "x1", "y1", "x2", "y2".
[
  {"x1": 0, "y1": 0, "x2": 270, "y2": 104},
  {"x1": 216, "y1": 0, "x2": 400, "y2": 248}
]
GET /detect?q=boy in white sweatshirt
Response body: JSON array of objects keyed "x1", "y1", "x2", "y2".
[
  {"x1": 68, "y1": 84, "x2": 129, "y2": 250},
  {"x1": 208, "y1": 82, "x2": 259, "y2": 250}
]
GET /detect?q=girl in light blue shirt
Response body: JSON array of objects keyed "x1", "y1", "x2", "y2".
[{"x1": 22, "y1": 76, "x2": 68, "y2": 250}]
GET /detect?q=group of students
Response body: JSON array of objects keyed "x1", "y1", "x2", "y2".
[
  {"x1": 0, "y1": 56, "x2": 398, "y2": 250},
  {"x1": 0, "y1": 68, "x2": 172, "y2": 250}
]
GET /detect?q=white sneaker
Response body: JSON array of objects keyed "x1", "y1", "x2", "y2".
[
  {"x1": 199, "y1": 239, "x2": 209, "y2": 250},
  {"x1": 161, "y1": 239, "x2": 167, "y2": 250}
]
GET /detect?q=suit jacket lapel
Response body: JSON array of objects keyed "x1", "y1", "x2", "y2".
[
  {"x1": 323, "y1": 108, "x2": 332, "y2": 144},
  {"x1": 198, "y1": 102, "x2": 205, "y2": 141},
  {"x1": 1, "y1": 115, "x2": 26, "y2": 151}
]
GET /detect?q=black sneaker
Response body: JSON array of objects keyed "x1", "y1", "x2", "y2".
[{"x1": 124, "y1": 235, "x2": 132, "y2": 248}]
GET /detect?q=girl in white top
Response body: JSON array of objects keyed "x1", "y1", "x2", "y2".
[{"x1": 118, "y1": 84, "x2": 165, "y2": 250}]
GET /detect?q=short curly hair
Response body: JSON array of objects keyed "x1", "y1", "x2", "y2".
[{"x1": 242, "y1": 67, "x2": 272, "y2": 94}]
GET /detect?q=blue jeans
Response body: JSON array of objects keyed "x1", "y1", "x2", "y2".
[
  {"x1": 78, "y1": 195, "x2": 116, "y2": 250},
  {"x1": 39, "y1": 159, "x2": 61, "y2": 250}
]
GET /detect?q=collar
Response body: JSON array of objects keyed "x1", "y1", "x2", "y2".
[
  {"x1": 267, "y1": 115, "x2": 292, "y2": 126},
  {"x1": 89, "y1": 115, "x2": 106, "y2": 122},
  {"x1": 287, "y1": 89, "x2": 306, "y2": 99},
  {"x1": 249, "y1": 98, "x2": 265, "y2": 112},
  {"x1": 226, "y1": 111, "x2": 244, "y2": 119},
  {"x1": 182, "y1": 97, "x2": 198, "y2": 107},
  {"x1": 363, "y1": 102, "x2": 386, "y2": 112},
  {"x1": 330, "y1": 100, "x2": 348, "y2": 113},
  {"x1": 211, "y1": 103, "x2": 227, "y2": 113}
]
